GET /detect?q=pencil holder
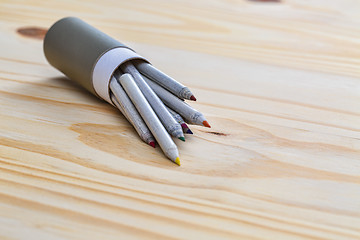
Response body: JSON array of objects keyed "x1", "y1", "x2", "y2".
[
  {"x1": 43, "y1": 17, "x2": 211, "y2": 164},
  {"x1": 43, "y1": 17, "x2": 148, "y2": 104}
]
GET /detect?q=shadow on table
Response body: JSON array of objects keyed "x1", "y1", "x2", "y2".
[{"x1": 48, "y1": 76, "x2": 105, "y2": 104}]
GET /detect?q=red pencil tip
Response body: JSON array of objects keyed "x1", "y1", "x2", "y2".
[
  {"x1": 202, "y1": 120, "x2": 211, "y2": 128},
  {"x1": 149, "y1": 141, "x2": 156, "y2": 148},
  {"x1": 190, "y1": 95, "x2": 197, "y2": 101}
]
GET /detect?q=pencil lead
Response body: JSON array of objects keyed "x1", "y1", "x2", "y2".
[
  {"x1": 190, "y1": 95, "x2": 197, "y2": 101},
  {"x1": 202, "y1": 120, "x2": 211, "y2": 128},
  {"x1": 178, "y1": 136, "x2": 185, "y2": 142},
  {"x1": 186, "y1": 129, "x2": 193, "y2": 134},
  {"x1": 175, "y1": 157, "x2": 181, "y2": 166},
  {"x1": 149, "y1": 141, "x2": 156, "y2": 148}
]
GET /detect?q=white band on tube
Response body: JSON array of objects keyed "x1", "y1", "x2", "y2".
[{"x1": 92, "y1": 47, "x2": 148, "y2": 104}]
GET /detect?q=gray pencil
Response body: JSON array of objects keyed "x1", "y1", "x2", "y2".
[
  {"x1": 109, "y1": 76, "x2": 156, "y2": 148},
  {"x1": 134, "y1": 60, "x2": 196, "y2": 101},
  {"x1": 121, "y1": 61, "x2": 185, "y2": 141},
  {"x1": 143, "y1": 75, "x2": 211, "y2": 128},
  {"x1": 166, "y1": 106, "x2": 193, "y2": 134},
  {"x1": 119, "y1": 73, "x2": 180, "y2": 165}
]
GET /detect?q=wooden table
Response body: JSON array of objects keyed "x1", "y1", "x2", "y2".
[{"x1": 1, "y1": 0, "x2": 359, "y2": 239}]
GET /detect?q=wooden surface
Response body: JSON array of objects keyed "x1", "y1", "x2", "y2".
[{"x1": 1, "y1": 0, "x2": 360, "y2": 239}]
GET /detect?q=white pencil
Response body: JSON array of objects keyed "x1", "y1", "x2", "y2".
[
  {"x1": 118, "y1": 73, "x2": 180, "y2": 165},
  {"x1": 134, "y1": 60, "x2": 196, "y2": 101},
  {"x1": 143, "y1": 75, "x2": 211, "y2": 128},
  {"x1": 121, "y1": 61, "x2": 185, "y2": 141},
  {"x1": 109, "y1": 75, "x2": 155, "y2": 148}
]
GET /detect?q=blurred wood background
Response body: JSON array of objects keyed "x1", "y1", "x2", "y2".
[{"x1": 1, "y1": 0, "x2": 359, "y2": 239}]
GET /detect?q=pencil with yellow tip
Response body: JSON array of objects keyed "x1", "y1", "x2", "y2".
[{"x1": 118, "y1": 73, "x2": 180, "y2": 165}]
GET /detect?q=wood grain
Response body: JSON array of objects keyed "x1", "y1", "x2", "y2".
[{"x1": 1, "y1": 0, "x2": 360, "y2": 239}]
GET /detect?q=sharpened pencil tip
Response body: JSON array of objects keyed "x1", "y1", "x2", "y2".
[
  {"x1": 186, "y1": 129, "x2": 193, "y2": 134},
  {"x1": 175, "y1": 157, "x2": 181, "y2": 166},
  {"x1": 190, "y1": 95, "x2": 197, "y2": 101},
  {"x1": 202, "y1": 120, "x2": 211, "y2": 128},
  {"x1": 149, "y1": 141, "x2": 156, "y2": 148},
  {"x1": 178, "y1": 136, "x2": 185, "y2": 142}
]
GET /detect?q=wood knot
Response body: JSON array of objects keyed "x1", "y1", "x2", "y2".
[
  {"x1": 17, "y1": 27, "x2": 48, "y2": 40},
  {"x1": 206, "y1": 131, "x2": 228, "y2": 136}
]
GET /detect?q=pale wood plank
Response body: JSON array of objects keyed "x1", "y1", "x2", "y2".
[{"x1": 1, "y1": 0, "x2": 359, "y2": 239}]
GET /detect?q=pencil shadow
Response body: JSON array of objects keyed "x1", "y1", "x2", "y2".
[
  {"x1": 45, "y1": 76, "x2": 125, "y2": 119},
  {"x1": 48, "y1": 76, "x2": 104, "y2": 103},
  {"x1": 47, "y1": 76, "x2": 120, "y2": 110}
]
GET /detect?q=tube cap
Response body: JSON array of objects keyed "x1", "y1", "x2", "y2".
[{"x1": 43, "y1": 17, "x2": 148, "y2": 103}]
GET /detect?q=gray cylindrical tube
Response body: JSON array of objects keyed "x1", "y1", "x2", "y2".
[{"x1": 43, "y1": 17, "x2": 148, "y2": 103}]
